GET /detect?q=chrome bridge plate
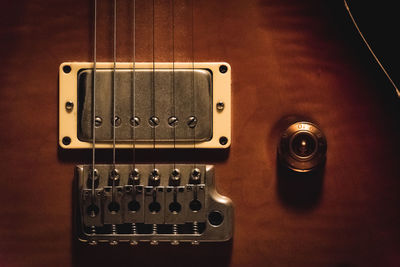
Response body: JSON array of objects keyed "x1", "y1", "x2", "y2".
[
  {"x1": 76, "y1": 164, "x2": 233, "y2": 245},
  {"x1": 59, "y1": 62, "x2": 231, "y2": 149}
]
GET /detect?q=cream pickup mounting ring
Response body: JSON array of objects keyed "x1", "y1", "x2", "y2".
[{"x1": 59, "y1": 62, "x2": 231, "y2": 149}]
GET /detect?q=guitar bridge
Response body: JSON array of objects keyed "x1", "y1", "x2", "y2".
[{"x1": 76, "y1": 164, "x2": 233, "y2": 245}]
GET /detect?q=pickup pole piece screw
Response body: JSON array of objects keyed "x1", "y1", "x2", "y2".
[
  {"x1": 168, "y1": 116, "x2": 179, "y2": 127},
  {"x1": 130, "y1": 116, "x2": 140, "y2": 127},
  {"x1": 187, "y1": 116, "x2": 198, "y2": 128},
  {"x1": 113, "y1": 116, "x2": 121, "y2": 127},
  {"x1": 95, "y1": 116, "x2": 102, "y2": 127},
  {"x1": 149, "y1": 116, "x2": 160, "y2": 127}
]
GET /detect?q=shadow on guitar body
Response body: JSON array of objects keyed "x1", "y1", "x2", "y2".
[{"x1": 276, "y1": 159, "x2": 325, "y2": 212}]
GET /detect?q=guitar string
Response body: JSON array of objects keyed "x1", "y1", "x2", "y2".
[
  {"x1": 132, "y1": 0, "x2": 136, "y2": 176},
  {"x1": 91, "y1": 0, "x2": 97, "y2": 204},
  {"x1": 112, "y1": 0, "x2": 117, "y2": 202},
  {"x1": 191, "y1": 0, "x2": 196, "y2": 170},
  {"x1": 172, "y1": 0, "x2": 176, "y2": 170},
  {"x1": 152, "y1": 0, "x2": 156, "y2": 172},
  {"x1": 344, "y1": 0, "x2": 400, "y2": 98}
]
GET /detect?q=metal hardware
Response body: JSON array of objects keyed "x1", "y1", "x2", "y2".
[
  {"x1": 113, "y1": 116, "x2": 121, "y2": 127},
  {"x1": 130, "y1": 116, "x2": 140, "y2": 127},
  {"x1": 170, "y1": 169, "x2": 181, "y2": 185},
  {"x1": 78, "y1": 68, "x2": 211, "y2": 141},
  {"x1": 76, "y1": 164, "x2": 233, "y2": 244},
  {"x1": 65, "y1": 101, "x2": 74, "y2": 112},
  {"x1": 168, "y1": 116, "x2": 179, "y2": 127},
  {"x1": 216, "y1": 101, "x2": 224, "y2": 111},
  {"x1": 278, "y1": 121, "x2": 327, "y2": 172},
  {"x1": 187, "y1": 116, "x2": 198, "y2": 128},
  {"x1": 148, "y1": 116, "x2": 159, "y2": 127},
  {"x1": 95, "y1": 116, "x2": 102, "y2": 127},
  {"x1": 129, "y1": 168, "x2": 140, "y2": 185}
]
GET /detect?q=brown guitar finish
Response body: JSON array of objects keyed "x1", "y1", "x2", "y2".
[{"x1": 1, "y1": 0, "x2": 399, "y2": 266}]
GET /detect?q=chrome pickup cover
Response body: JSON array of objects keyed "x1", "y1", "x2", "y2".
[
  {"x1": 78, "y1": 69, "x2": 212, "y2": 142},
  {"x1": 76, "y1": 164, "x2": 233, "y2": 245}
]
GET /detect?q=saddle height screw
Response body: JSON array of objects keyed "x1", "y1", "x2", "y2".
[
  {"x1": 187, "y1": 116, "x2": 198, "y2": 128},
  {"x1": 129, "y1": 168, "x2": 140, "y2": 185},
  {"x1": 168, "y1": 116, "x2": 179, "y2": 127},
  {"x1": 109, "y1": 169, "x2": 120, "y2": 185},
  {"x1": 149, "y1": 169, "x2": 160, "y2": 185},
  {"x1": 95, "y1": 116, "x2": 102, "y2": 127},
  {"x1": 191, "y1": 168, "x2": 201, "y2": 183},
  {"x1": 170, "y1": 169, "x2": 181, "y2": 185}
]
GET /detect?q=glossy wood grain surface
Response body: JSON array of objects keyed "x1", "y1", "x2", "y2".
[{"x1": 1, "y1": 0, "x2": 399, "y2": 266}]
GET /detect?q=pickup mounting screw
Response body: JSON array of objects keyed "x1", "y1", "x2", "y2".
[
  {"x1": 219, "y1": 65, "x2": 228, "y2": 73},
  {"x1": 219, "y1": 136, "x2": 228, "y2": 145},
  {"x1": 63, "y1": 65, "x2": 71, "y2": 73},
  {"x1": 62, "y1": 136, "x2": 71, "y2": 146},
  {"x1": 65, "y1": 101, "x2": 74, "y2": 112},
  {"x1": 216, "y1": 101, "x2": 224, "y2": 111},
  {"x1": 187, "y1": 116, "x2": 198, "y2": 128}
]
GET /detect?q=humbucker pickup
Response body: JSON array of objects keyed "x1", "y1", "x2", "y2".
[
  {"x1": 76, "y1": 164, "x2": 233, "y2": 245},
  {"x1": 59, "y1": 62, "x2": 231, "y2": 149}
]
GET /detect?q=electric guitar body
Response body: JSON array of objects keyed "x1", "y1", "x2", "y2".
[{"x1": 1, "y1": 0, "x2": 399, "y2": 266}]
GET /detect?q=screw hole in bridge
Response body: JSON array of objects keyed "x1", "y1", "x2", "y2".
[
  {"x1": 208, "y1": 210, "x2": 224, "y2": 226},
  {"x1": 108, "y1": 202, "x2": 120, "y2": 214},
  {"x1": 128, "y1": 200, "x2": 140, "y2": 212},
  {"x1": 149, "y1": 202, "x2": 161, "y2": 213},
  {"x1": 189, "y1": 199, "x2": 202, "y2": 212},
  {"x1": 63, "y1": 65, "x2": 71, "y2": 73},
  {"x1": 62, "y1": 136, "x2": 71, "y2": 146},
  {"x1": 86, "y1": 204, "x2": 99, "y2": 218},
  {"x1": 169, "y1": 202, "x2": 182, "y2": 214}
]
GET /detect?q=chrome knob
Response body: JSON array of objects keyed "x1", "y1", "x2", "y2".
[{"x1": 278, "y1": 121, "x2": 327, "y2": 172}]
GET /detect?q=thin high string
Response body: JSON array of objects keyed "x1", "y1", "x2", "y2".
[
  {"x1": 191, "y1": 0, "x2": 196, "y2": 168},
  {"x1": 132, "y1": 0, "x2": 136, "y2": 171},
  {"x1": 112, "y1": 0, "x2": 117, "y2": 200},
  {"x1": 172, "y1": 0, "x2": 176, "y2": 169},
  {"x1": 152, "y1": 0, "x2": 156, "y2": 171},
  {"x1": 344, "y1": 0, "x2": 400, "y2": 98},
  {"x1": 91, "y1": 0, "x2": 97, "y2": 202}
]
